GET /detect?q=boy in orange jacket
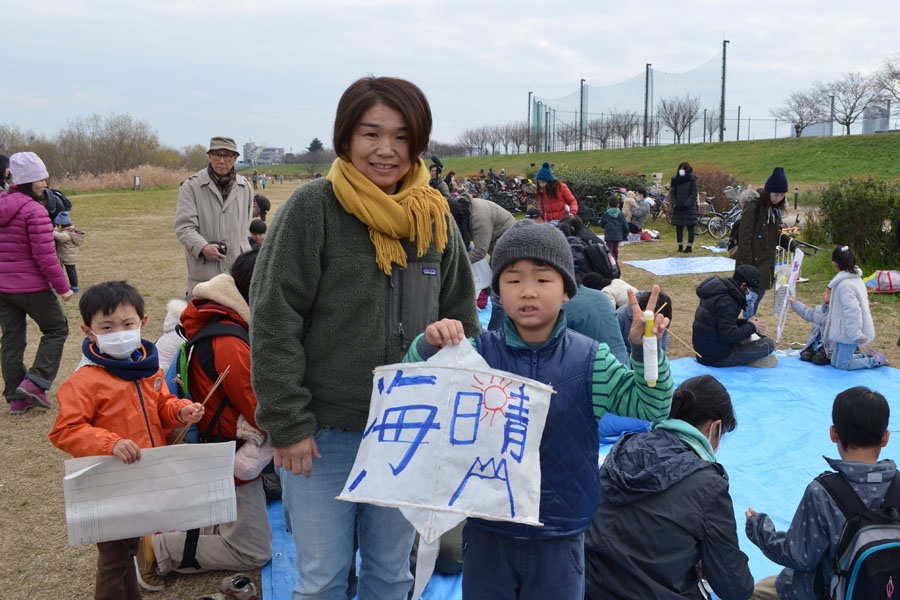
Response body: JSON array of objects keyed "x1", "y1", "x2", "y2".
[{"x1": 48, "y1": 280, "x2": 203, "y2": 600}]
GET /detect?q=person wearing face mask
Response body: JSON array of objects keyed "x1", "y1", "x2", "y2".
[
  {"x1": 0, "y1": 152, "x2": 73, "y2": 415},
  {"x1": 692, "y1": 265, "x2": 777, "y2": 368},
  {"x1": 48, "y1": 281, "x2": 204, "y2": 600},
  {"x1": 670, "y1": 162, "x2": 699, "y2": 253},
  {"x1": 736, "y1": 167, "x2": 788, "y2": 317},
  {"x1": 584, "y1": 374, "x2": 754, "y2": 600}
]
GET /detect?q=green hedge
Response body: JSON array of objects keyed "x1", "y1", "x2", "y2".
[{"x1": 818, "y1": 177, "x2": 900, "y2": 265}]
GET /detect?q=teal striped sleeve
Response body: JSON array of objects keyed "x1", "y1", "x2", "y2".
[
  {"x1": 402, "y1": 332, "x2": 478, "y2": 364},
  {"x1": 590, "y1": 344, "x2": 673, "y2": 423}
]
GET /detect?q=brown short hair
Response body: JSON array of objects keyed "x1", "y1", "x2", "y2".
[{"x1": 332, "y1": 77, "x2": 432, "y2": 162}]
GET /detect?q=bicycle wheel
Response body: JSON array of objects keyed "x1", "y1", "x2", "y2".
[
  {"x1": 708, "y1": 215, "x2": 729, "y2": 239},
  {"x1": 697, "y1": 215, "x2": 710, "y2": 236}
]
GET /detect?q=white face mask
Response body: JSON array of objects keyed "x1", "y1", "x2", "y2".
[
  {"x1": 678, "y1": 169, "x2": 686, "y2": 177},
  {"x1": 93, "y1": 328, "x2": 142, "y2": 358}
]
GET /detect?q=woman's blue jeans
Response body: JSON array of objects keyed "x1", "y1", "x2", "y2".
[
  {"x1": 278, "y1": 428, "x2": 415, "y2": 600},
  {"x1": 831, "y1": 342, "x2": 880, "y2": 370}
]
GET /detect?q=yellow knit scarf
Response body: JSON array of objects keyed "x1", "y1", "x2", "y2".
[{"x1": 327, "y1": 157, "x2": 451, "y2": 275}]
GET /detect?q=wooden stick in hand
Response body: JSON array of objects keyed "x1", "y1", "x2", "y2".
[{"x1": 171, "y1": 365, "x2": 231, "y2": 445}]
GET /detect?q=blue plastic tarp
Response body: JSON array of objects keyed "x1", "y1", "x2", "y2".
[
  {"x1": 263, "y1": 355, "x2": 900, "y2": 599},
  {"x1": 624, "y1": 256, "x2": 736, "y2": 275}
]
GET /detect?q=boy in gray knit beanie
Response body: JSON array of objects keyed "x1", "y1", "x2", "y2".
[{"x1": 405, "y1": 218, "x2": 674, "y2": 598}]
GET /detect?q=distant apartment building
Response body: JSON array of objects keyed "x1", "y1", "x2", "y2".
[{"x1": 242, "y1": 141, "x2": 285, "y2": 165}]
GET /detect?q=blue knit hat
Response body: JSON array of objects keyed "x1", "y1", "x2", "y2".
[
  {"x1": 535, "y1": 161, "x2": 555, "y2": 182},
  {"x1": 54, "y1": 211, "x2": 72, "y2": 226},
  {"x1": 764, "y1": 167, "x2": 788, "y2": 193}
]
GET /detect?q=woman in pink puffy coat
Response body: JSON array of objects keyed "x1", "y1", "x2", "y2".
[{"x1": 0, "y1": 152, "x2": 73, "y2": 415}]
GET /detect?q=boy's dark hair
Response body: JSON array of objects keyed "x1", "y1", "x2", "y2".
[
  {"x1": 582, "y1": 272, "x2": 611, "y2": 291},
  {"x1": 831, "y1": 246, "x2": 857, "y2": 273},
  {"x1": 249, "y1": 219, "x2": 267, "y2": 234},
  {"x1": 79, "y1": 281, "x2": 145, "y2": 325},
  {"x1": 635, "y1": 290, "x2": 673, "y2": 321},
  {"x1": 231, "y1": 249, "x2": 260, "y2": 303},
  {"x1": 832, "y1": 386, "x2": 889, "y2": 449},
  {"x1": 608, "y1": 196, "x2": 618, "y2": 208},
  {"x1": 253, "y1": 194, "x2": 270, "y2": 221},
  {"x1": 635, "y1": 187, "x2": 647, "y2": 196},
  {"x1": 670, "y1": 374, "x2": 737, "y2": 434},
  {"x1": 558, "y1": 222, "x2": 575, "y2": 237},
  {"x1": 559, "y1": 214, "x2": 585, "y2": 233}
]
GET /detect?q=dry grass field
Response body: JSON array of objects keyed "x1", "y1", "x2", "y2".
[{"x1": 1, "y1": 179, "x2": 898, "y2": 599}]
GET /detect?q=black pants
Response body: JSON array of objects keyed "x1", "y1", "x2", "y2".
[
  {"x1": 64, "y1": 264, "x2": 79, "y2": 289},
  {"x1": 676, "y1": 225, "x2": 695, "y2": 245},
  {"x1": 0, "y1": 290, "x2": 68, "y2": 399}
]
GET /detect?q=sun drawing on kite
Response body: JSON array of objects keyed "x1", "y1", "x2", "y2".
[{"x1": 470, "y1": 375, "x2": 513, "y2": 426}]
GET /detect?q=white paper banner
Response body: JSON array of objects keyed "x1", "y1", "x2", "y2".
[
  {"x1": 775, "y1": 248, "x2": 804, "y2": 342},
  {"x1": 338, "y1": 342, "x2": 553, "y2": 597},
  {"x1": 63, "y1": 442, "x2": 237, "y2": 546},
  {"x1": 470, "y1": 258, "x2": 492, "y2": 295}
]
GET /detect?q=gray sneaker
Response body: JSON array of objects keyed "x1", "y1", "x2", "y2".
[{"x1": 747, "y1": 355, "x2": 778, "y2": 368}]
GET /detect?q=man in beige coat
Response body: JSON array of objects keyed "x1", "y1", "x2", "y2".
[{"x1": 175, "y1": 136, "x2": 253, "y2": 295}]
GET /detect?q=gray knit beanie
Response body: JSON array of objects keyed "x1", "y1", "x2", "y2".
[{"x1": 491, "y1": 219, "x2": 577, "y2": 298}]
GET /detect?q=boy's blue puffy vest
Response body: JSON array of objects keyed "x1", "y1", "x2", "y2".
[{"x1": 468, "y1": 325, "x2": 600, "y2": 538}]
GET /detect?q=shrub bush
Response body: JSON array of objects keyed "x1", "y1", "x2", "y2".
[
  {"x1": 692, "y1": 165, "x2": 742, "y2": 212},
  {"x1": 817, "y1": 176, "x2": 900, "y2": 266}
]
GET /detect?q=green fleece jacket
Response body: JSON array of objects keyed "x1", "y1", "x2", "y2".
[{"x1": 249, "y1": 177, "x2": 481, "y2": 448}]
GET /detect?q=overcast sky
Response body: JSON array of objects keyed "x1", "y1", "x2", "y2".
[{"x1": 5, "y1": 0, "x2": 896, "y2": 153}]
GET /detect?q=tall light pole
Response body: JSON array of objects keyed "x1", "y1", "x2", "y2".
[
  {"x1": 719, "y1": 39, "x2": 729, "y2": 142},
  {"x1": 643, "y1": 63, "x2": 651, "y2": 147},
  {"x1": 527, "y1": 91, "x2": 533, "y2": 153},
  {"x1": 579, "y1": 79, "x2": 585, "y2": 151}
]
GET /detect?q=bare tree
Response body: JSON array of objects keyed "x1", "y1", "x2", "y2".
[
  {"x1": 587, "y1": 118, "x2": 613, "y2": 149},
  {"x1": 875, "y1": 52, "x2": 900, "y2": 105},
  {"x1": 770, "y1": 91, "x2": 826, "y2": 137},
  {"x1": 657, "y1": 95, "x2": 701, "y2": 143},
  {"x1": 555, "y1": 123, "x2": 579, "y2": 151},
  {"x1": 508, "y1": 120, "x2": 529, "y2": 154},
  {"x1": 703, "y1": 109, "x2": 721, "y2": 141},
  {"x1": 816, "y1": 72, "x2": 877, "y2": 135},
  {"x1": 607, "y1": 111, "x2": 641, "y2": 148}
]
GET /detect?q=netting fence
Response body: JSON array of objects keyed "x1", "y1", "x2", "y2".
[{"x1": 528, "y1": 51, "x2": 894, "y2": 153}]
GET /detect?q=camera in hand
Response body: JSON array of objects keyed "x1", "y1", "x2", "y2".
[{"x1": 213, "y1": 241, "x2": 227, "y2": 256}]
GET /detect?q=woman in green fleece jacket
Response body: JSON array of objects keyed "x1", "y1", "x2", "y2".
[{"x1": 249, "y1": 77, "x2": 481, "y2": 600}]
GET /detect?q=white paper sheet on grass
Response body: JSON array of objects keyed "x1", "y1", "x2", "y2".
[
  {"x1": 63, "y1": 442, "x2": 237, "y2": 546},
  {"x1": 338, "y1": 342, "x2": 553, "y2": 599}
]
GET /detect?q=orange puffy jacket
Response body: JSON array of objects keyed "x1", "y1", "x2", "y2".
[{"x1": 49, "y1": 362, "x2": 191, "y2": 458}]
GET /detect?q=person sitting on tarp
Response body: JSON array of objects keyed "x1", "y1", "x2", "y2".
[
  {"x1": 745, "y1": 386, "x2": 897, "y2": 600},
  {"x1": 692, "y1": 265, "x2": 777, "y2": 368},
  {"x1": 584, "y1": 375, "x2": 754, "y2": 599},
  {"x1": 789, "y1": 286, "x2": 831, "y2": 366}
]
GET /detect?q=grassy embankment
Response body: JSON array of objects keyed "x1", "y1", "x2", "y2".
[{"x1": 236, "y1": 133, "x2": 900, "y2": 191}]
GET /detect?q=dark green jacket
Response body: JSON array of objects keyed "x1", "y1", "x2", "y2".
[{"x1": 250, "y1": 178, "x2": 480, "y2": 447}]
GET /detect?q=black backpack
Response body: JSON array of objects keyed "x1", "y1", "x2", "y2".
[
  {"x1": 171, "y1": 315, "x2": 249, "y2": 443},
  {"x1": 814, "y1": 471, "x2": 900, "y2": 599},
  {"x1": 583, "y1": 240, "x2": 621, "y2": 280}
]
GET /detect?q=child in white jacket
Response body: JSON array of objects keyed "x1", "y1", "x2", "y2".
[{"x1": 822, "y1": 246, "x2": 887, "y2": 369}]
